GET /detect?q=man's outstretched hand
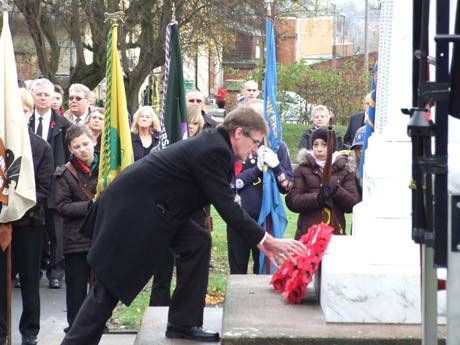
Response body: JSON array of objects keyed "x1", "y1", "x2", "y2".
[{"x1": 257, "y1": 234, "x2": 306, "y2": 268}]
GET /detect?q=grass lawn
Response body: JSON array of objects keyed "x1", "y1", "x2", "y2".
[{"x1": 110, "y1": 123, "x2": 351, "y2": 329}]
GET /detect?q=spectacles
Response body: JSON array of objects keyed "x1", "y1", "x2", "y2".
[
  {"x1": 69, "y1": 96, "x2": 84, "y2": 101},
  {"x1": 188, "y1": 98, "x2": 203, "y2": 104},
  {"x1": 244, "y1": 133, "x2": 262, "y2": 146}
]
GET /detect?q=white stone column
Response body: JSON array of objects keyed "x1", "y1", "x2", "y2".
[{"x1": 320, "y1": 0, "x2": 425, "y2": 323}]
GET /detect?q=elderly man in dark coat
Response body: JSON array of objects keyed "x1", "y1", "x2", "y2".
[
  {"x1": 343, "y1": 93, "x2": 371, "y2": 149},
  {"x1": 29, "y1": 78, "x2": 72, "y2": 289},
  {"x1": 61, "y1": 107, "x2": 305, "y2": 345}
]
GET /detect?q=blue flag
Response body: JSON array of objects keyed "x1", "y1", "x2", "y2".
[
  {"x1": 359, "y1": 59, "x2": 378, "y2": 179},
  {"x1": 258, "y1": 18, "x2": 288, "y2": 274}
]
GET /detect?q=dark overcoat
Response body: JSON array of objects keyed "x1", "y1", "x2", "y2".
[
  {"x1": 55, "y1": 155, "x2": 97, "y2": 255},
  {"x1": 131, "y1": 131, "x2": 160, "y2": 161},
  {"x1": 13, "y1": 132, "x2": 53, "y2": 228},
  {"x1": 29, "y1": 109, "x2": 71, "y2": 169},
  {"x1": 86, "y1": 128, "x2": 265, "y2": 305},
  {"x1": 29, "y1": 109, "x2": 72, "y2": 208},
  {"x1": 343, "y1": 111, "x2": 365, "y2": 148}
]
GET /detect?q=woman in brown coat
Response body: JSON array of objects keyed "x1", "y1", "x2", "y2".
[{"x1": 286, "y1": 127, "x2": 359, "y2": 240}]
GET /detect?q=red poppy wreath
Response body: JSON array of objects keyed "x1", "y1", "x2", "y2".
[{"x1": 271, "y1": 223, "x2": 334, "y2": 304}]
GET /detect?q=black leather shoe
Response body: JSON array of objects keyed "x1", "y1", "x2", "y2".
[
  {"x1": 22, "y1": 335, "x2": 38, "y2": 345},
  {"x1": 166, "y1": 323, "x2": 220, "y2": 342},
  {"x1": 49, "y1": 278, "x2": 61, "y2": 289},
  {"x1": 0, "y1": 335, "x2": 6, "y2": 345}
]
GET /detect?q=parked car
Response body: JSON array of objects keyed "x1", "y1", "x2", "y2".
[{"x1": 277, "y1": 91, "x2": 312, "y2": 124}]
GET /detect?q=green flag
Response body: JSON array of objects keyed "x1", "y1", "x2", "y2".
[{"x1": 159, "y1": 22, "x2": 187, "y2": 148}]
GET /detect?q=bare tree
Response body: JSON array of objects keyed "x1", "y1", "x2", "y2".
[{"x1": 12, "y1": 0, "x2": 292, "y2": 112}]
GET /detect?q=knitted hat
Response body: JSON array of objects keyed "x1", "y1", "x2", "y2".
[
  {"x1": 312, "y1": 127, "x2": 337, "y2": 150},
  {"x1": 311, "y1": 127, "x2": 336, "y2": 151},
  {"x1": 351, "y1": 125, "x2": 366, "y2": 149},
  {"x1": 311, "y1": 127, "x2": 328, "y2": 143}
]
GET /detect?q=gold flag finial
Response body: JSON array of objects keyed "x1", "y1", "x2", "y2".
[
  {"x1": 264, "y1": 0, "x2": 274, "y2": 18},
  {"x1": 171, "y1": 2, "x2": 176, "y2": 22},
  {"x1": 104, "y1": 11, "x2": 125, "y2": 24},
  {"x1": 1, "y1": 0, "x2": 12, "y2": 12}
]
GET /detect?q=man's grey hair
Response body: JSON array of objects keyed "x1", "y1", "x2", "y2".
[
  {"x1": 69, "y1": 83, "x2": 91, "y2": 99},
  {"x1": 243, "y1": 99, "x2": 264, "y2": 117},
  {"x1": 30, "y1": 78, "x2": 54, "y2": 93}
]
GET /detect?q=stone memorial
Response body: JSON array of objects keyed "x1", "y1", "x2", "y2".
[{"x1": 320, "y1": 0, "x2": 446, "y2": 324}]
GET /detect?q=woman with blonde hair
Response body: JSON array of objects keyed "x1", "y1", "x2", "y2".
[
  {"x1": 186, "y1": 103, "x2": 204, "y2": 137},
  {"x1": 85, "y1": 111, "x2": 104, "y2": 156},
  {"x1": 130, "y1": 106, "x2": 161, "y2": 161}
]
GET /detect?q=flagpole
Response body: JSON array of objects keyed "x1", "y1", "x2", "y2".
[
  {"x1": 6, "y1": 242, "x2": 12, "y2": 345},
  {"x1": 2, "y1": 3, "x2": 13, "y2": 344},
  {"x1": 92, "y1": 10, "x2": 128, "y2": 287}
]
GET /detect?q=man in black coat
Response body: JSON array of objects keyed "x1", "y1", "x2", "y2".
[
  {"x1": 150, "y1": 90, "x2": 221, "y2": 307},
  {"x1": 343, "y1": 93, "x2": 371, "y2": 149},
  {"x1": 0, "y1": 103, "x2": 54, "y2": 345},
  {"x1": 29, "y1": 78, "x2": 72, "y2": 289},
  {"x1": 61, "y1": 107, "x2": 305, "y2": 345}
]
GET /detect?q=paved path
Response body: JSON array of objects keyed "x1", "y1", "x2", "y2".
[{"x1": 10, "y1": 277, "x2": 135, "y2": 345}]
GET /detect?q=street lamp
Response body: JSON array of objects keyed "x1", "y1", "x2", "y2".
[
  {"x1": 340, "y1": 13, "x2": 346, "y2": 56},
  {"x1": 364, "y1": 0, "x2": 369, "y2": 74},
  {"x1": 331, "y1": 2, "x2": 337, "y2": 70}
]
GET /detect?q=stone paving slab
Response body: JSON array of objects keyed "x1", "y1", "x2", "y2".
[
  {"x1": 221, "y1": 275, "x2": 446, "y2": 345},
  {"x1": 10, "y1": 277, "x2": 136, "y2": 345},
  {"x1": 37, "y1": 333, "x2": 136, "y2": 345},
  {"x1": 135, "y1": 307, "x2": 223, "y2": 345}
]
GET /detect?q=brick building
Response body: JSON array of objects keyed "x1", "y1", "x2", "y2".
[{"x1": 220, "y1": 15, "x2": 355, "y2": 107}]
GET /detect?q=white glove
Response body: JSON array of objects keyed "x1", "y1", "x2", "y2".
[
  {"x1": 263, "y1": 148, "x2": 280, "y2": 168},
  {"x1": 257, "y1": 145, "x2": 265, "y2": 171},
  {"x1": 234, "y1": 194, "x2": 242, "y2": 206}
]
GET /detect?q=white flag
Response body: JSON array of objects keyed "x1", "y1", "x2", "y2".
[{"x1": 0, "y1": 10, "x2": 36, "y2": 225}]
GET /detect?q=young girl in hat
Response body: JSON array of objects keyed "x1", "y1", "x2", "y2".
[{"x1": 286, "y1": 127, "x2": 360, "y2": 239}]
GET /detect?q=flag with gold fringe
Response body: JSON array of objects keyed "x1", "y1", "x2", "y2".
[
  {"x1": 97, "y1": 23, "x2": 134, "y2": 196},
  {"x1": 0, "y1": 9, "x2": 36, "y2": 251}
]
